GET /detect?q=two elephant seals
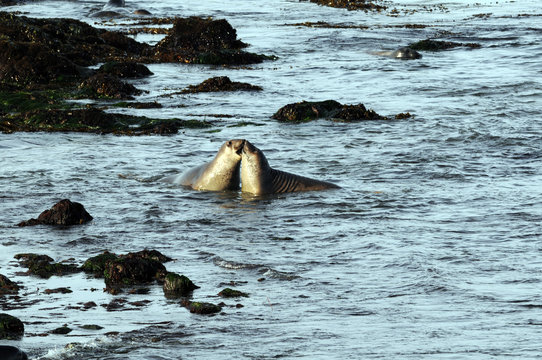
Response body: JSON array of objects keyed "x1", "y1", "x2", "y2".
[
  {"x1": 240, "y1": 140, "x2": 340, "y2": 195},
  {"x1": 163, "y1": 139, "x2": 244, "y2": 191}
]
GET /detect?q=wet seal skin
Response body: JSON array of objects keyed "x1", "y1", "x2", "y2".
[
  {"x1": 162, "y1": 139, "x2": 245, "y2": 191},
  {"x1": 240, "y1": 140, "x2": 340, "y2": 195}
]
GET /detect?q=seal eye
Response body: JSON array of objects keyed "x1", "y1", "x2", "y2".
[{"x1": 227, "y1": 141, "x2": 232, "y2": 147}]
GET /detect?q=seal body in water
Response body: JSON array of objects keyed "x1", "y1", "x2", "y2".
[
  {"x1": 240, "y1": 140, "x2": 340, "y2": 195},
  {"x1": 372, "y1": 47, "x2": 422, "y2": 60},
  {"x1": 163, "y1": 139, "x2": 245, "y2": 191},
  {"x1": 0, "y1": 346, "x2": 28, "y2": 360}
]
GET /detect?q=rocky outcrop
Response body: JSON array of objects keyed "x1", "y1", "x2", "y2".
[
  {"x1": 163, "y1": 273, "x2": 199, "y2": 298},
  {"x1": 17, "y1": 199, "x2": 93, "y2": 226},
  {"x1": 408, "y1": 39, "x2": 481, "y2": 51},
  {"x1": 0, "y1": 313, "x2": 24, "y2": 339},
  {"x1": 272, "y1": 100, "x2": 385, "y2": 122},
  {"x1": 181, "y1": 76, "x2": 262, "y2": 93},
  {"x1": 14, "y1": 253, "x2": 80, "y2": 278},
  {"x1": 0, "y1": 275, "x2": 19, "y2": 295}
]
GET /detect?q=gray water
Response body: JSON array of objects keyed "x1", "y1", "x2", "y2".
[{"x1": 1, "y1": 0, "x2": 542, "y2": 358}]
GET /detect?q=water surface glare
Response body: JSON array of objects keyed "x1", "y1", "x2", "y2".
[{"x1": 1, "y1": 0, "x2": 542, "y2": 358}]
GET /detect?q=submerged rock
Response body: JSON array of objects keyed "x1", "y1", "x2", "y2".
[
  {"x1": 14, "y1": 253, "x2": 80, "y2": 278},
  {"x1": 163, "y1": 272, "x2": 199, "y2": 298},
  {"x1": 0, "y1": 313, "x2": 24, "y2": 339},
  {"x1": 98, "y1": 61, "x2": 153, "y2": 78},
  {"x1": 408, "y1": 39, "x2": 481, "y2": 51},
  {"x1": 0, "y1": 345, "x2": 27, "y2": 360},
  {"x1": 17, "y1": 199, "x2": 93, "y2": 226},
  {"x1": 272, "y1": 100, "x2": 385, "y2": 122},
  {"x1": 0, "y1": 274, "x2": 20, "y2": 295},
  {"x1": 181, "y1": 76, "x2": 262, "y2": 93},
  {"x1": 218, "y1": 288, "x2": 249, "y2": 298},
  {"x1": 307, "y1": 0, "x2": 387, "y2": 11},
  {"x1": 181, "y1": 299, "x2": 222, "y2": 314}
]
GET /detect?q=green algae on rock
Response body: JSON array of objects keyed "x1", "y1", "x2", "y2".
[
  {"x1": 14, "y1": 253, "x2": 80, "y2": 279},
  {"x1": 0, "y1": 275, "x2": 19, "y2": 295},
  {"x1": 104, "y1": 253, "x2": 167, "y2": 293},
  {"x1": 163, "y1": 272, "x2": 199, "y2": 298},
  {"x1": 218, "y1": 288, "x2": 249, "y2": 298},
  {"x1": 81, "y1": 251, "x2": 119, "y2": 276},
  {"x1": 181, "y1": 299, "x2": 222, "y2": 315},
  {"x1": 0, "y1": 313, "x2": 24, "y2": 339}
]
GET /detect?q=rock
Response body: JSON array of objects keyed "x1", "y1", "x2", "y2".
[
  {"x1": 218, "y1": 288, "x2": 249, "y2": 298},
  {"x1": 17, "y1": 199, "x2": 93, "y2": 226},
  {"x1": 408, "y1": 39, "x2": 481, "y2": 51},
  {"x1": 14, "y1": 253, "x2": 80, "y2": 279},
  {"x1": 81, "y1": 251, "x2": 119, "y2": 276},
  {"x1": 272, "y1": 100, "x2": 386, "y2": 122},
  {"x1": 181, "y1": 76, "x2": 262, "y2": 93},
  {"x1": 0, "y1": 313, "x2": 24, "y2": 339},
  {"x1": 0, "y1": 345, "x2": 28, "y2": 360},
  {"x1": 163, "y1": 273, "x2": 199, "y2": 298},
  {"x1": 153, "y1": 16, "x2": 271, "y2": 65},
  {"x1": 79, "y1": 73, "x2": 142, "y2": 100},
  {"x1": 124, "y1": 249, "x2": 173, "y2": 263},
  {"x1": 97, "y1": 61, "x2": 153, "y2": 78},
  {"x1": 0, "y1": 274, "x2": 20, "y2": 295},
  {"x1": 51, "y1": 325, "x2": 72, "y2": 335},
  {"x1": 44, "y1": 287, "x2": 73, "y2": 294},
  {"x1": 104, "y1": 253, "x2": 167, "y2": 293},
  {"x1": 308, "y1": 0, "x2": 387, "y2": 11},
  {"x1": 80, "y1": 324, "x2": 103, "y2": 330},
  {"x1": 181, "y1": 299, "x2": 222, "y2": 315}
]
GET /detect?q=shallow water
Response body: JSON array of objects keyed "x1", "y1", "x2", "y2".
[{"x1": 1, "y1": 0, "x2": 542, "y2": 358}]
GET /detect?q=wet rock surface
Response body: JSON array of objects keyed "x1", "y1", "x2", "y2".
[
  {"x1": 17, "y1": 199, "x2": 93, "y2": 226},
  {"x1": 181, "y1": 76, "x2": 262, "y2": 93},
  {"x1": 79, "y1": 73, "x2": 142, "y2": 99},
  {"x1": 14, "y1": 253, "x2": 80, "y2": 278},
  {"x1": 163, "y1": 272, "x2": 199, "y2": 298},
  {"x1": 307, "y1": 0, "x2": 387, "y2": 11},
  {"x1": 0, "y1": 275, "x2": 20, "y2": 295},
  {"x1": 0, "y1": 313, "x2": 24, "y2": 339},
  {"x1": 0, "y1": 345, "x2": 28, "y2": 360},
  {"x1": 181, "y1": 299, "x2": 222, "y2": 314},
  {"x1": 218, "y1": 288, "x2": 249, "y2": 298},
  {"x1": 408, "y1": 39, "x2": 481, "y2": 51},
  {"x1": 272, "y1": 100, "x2": 385, "y2": 122},
  {"x1": 97, "y1": 61, "x2": 153, "y2": 78}
]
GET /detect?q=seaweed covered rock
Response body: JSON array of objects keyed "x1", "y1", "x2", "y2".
[
  {"x1": 14, "y1": 253, "x2": 80, "y2": 278},
  {"x1": 0, "y1": 313, "x2": 24, "y2": 339},
  {"x1": 98, "y1": 61, "x2": 153, "y2": 78},
  {"x1": 18, "y1": 199, "x2": 93, "y2": 226},
  {"x1": 408, "y1": 39, "x2": 481, "y2": 51},
  {"x1": 81, "y1": 251, "x2": 119, "y2": 276},
  {"x1": 181, "y1": 299, "x2": 222, "y2": 314},
  {"x1": 307, "y1": 0, "x2": 387, "y2": 11},
  {"x1": 0, "y1": 275, "x2": 19, "y2": 295},
  {"x1": 0, "y1": 346, "x2": 28, "y2": 360},
  {"x1": 104, "y1": 252, "x2": 167, "y2": 293},
  {"x1": 181, "y1": 76, "x2": 262, "y2": 93},
  {"x1": 79, "y1": 73, "x2": 142, "y2": 99},
  {"x1": 154, "y1": 16, "x2": 270, "y2": 65},
  {"x1": 125, "y1": 249, "x2": 173, "y2": 263},
  {"x1": 218, "y1": 288, "x2": 249, "y2": 298},
  {"x1": 272, "y1": 100, "x2": 386, "y2": 122},
  {"x1": 163, "y1": 272, "x2": 199, "y2": 298}
]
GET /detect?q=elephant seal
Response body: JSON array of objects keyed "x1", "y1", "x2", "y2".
[
  {"x1": 0, "y1": 346, "x2": 28, "y2": 360},
  {"x1": 163, "y1": 139, "x2": 244, "y2": 191},
  {"x1": 240, "y1": 140, "x2": 340, "y2": 195},
  {"x1": 372, "y1": 47, "x2": 422, "y2": 60}
]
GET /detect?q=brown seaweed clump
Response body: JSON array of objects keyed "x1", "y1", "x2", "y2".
[{"x1": 408, "y1": 39, "x2": 481, "y2": 51}]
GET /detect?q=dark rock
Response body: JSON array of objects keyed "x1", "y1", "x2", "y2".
[
  {"x1": 0, "y1": 274, "x2": 20, "y2": 295},
  {"x1": 98, "y1": 61, "x2": 153, "y2": 78},
  {"x1": 51, "y1": 325, "x2": 72, "y2": 335},
  {"x1": 153, "y1": 16, "x2": 270, "y2": 65},
  {"x1": 14, "y1": 253, "x2": 80, "y2": 279},
  {"x1": 218, "y1": 288, "x2": 249, "y2": 298},
  {"x1": 272, "y1": 100, "x2": 386, "y2": 122},
  {"x1": 80, "y1": 324, "x2": 103, "y2": 330},
  {"x1": 181, "y1": 76, "x2": 262, "y2": 93},
  {"x1": 104, "y1": 253, "x2": 167, "y2": 293},
  {"x1": 163, "y1": 273, "x2": 199, "y2": 298},
  {"x1": 17, "y1": 199, "x2": 93, "y2": 226},
  {"x1": 0, "y1": 313, "x2": 24, "y2": 339},
  {"x1": 0, "y1": 345, "x2": 28, "y2": 360},
  {"x1": 408, "y1": 39, "x2": 481, "y2": 51},
  {"x1": 79, "y1": 73, "x2": 142, "y2": 99},
  {"x1": 181, "y1": 299, "x2": 222, "y2": 315},
  {"x1": 81, "y1": 251, "x2": 119, "y2": 276},
  {"x1": 124, "y1": 249, "x2": 173, "y2": 264},
  {"x1": 307, "y1": 0, "x2": 387, "y2": 11},
  {"x1": 43, "y1": 287, "x2": 73, "y2": 294}
]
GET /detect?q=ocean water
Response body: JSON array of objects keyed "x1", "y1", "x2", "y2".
[{"x1": 1, "y1": 0, "x2": 542, "y2": 358}]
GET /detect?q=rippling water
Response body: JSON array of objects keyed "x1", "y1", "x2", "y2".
[{"x1": 1, "y1": 0, "x2": 542, "y2": 358}]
